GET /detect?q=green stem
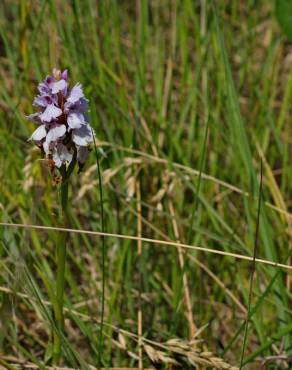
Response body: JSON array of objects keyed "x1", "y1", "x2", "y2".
[
  {"x1": 239, "y1": 160, "x2": 263, "y2": 369},
  {"x1": 97, "y1": 155, "x2": 105, "y2": 369},
  {"x1": 91, "y1": 130, "x2": 106, "y2": 369},
  {"x1": 52, "y1": 168, "x2": 70, "y2": 364}
]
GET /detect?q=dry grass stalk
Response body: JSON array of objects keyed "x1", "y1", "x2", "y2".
[
  {"x1": 1, "y1": 221, "x2": 291, "y2": 271},
  {"x1": 141, "y1": 336, "x2": 238, "y2": 370},
  {"x1": 110, "y1": 317, "x2": 238, "y2": 370},
  {"x1": 0, "y1": 358, "x2": 154, "y2": 370},
  {"x1": 168, "y1": 200, "x2": 197, "y2": 338}
]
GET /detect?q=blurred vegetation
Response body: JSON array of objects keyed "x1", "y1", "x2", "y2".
[{"x1": 0, "y1": 0, "x2": 292, "y2": 369}]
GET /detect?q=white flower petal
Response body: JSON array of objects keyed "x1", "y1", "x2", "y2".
[
  {"x1": 51, "y1": 79, "x2": 67, "y2": 94},
  {"x1": 29, "y1": 124, "x2": 47, "y2": 141},
  {"x1": 64, "y1": 98, "x2": 88, "y2": 115},
  {"x1": 46, "y1": 124, "x2": 66, "y2": 143},
  {"x1": 67, "y1": 112, "x2": 85, "y2": 129},
  {"x1": 52, "y1": 143, "x2": 73, "y2": 168},
  {"x1": 39, "y1": 104, "x2": 62, "y2": 122},
  {"x1": 52, "y1": 151, "x2": 62, "y2": 168},
  {"x1": 38, "y1": 82, "x2": 50, "y2": 94},
  {"x1": 67, "y1": 83, "x2": 84, "y2": 104},
  {"x1": 59, "y1": 145, "x2": 73, "y2": 163},
  {"x1": 33, "y1": 95, "x2": 54, "y2": 108},
  {"x1": 43, "y1": 141, "x2": 49, "y2": 154},
  {"x1": 72, "y1": 124, "x2": 93, "y2": 146}
]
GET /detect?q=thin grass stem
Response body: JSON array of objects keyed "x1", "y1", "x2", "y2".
[
  {"x1": 239, "y1": 160, "x2": 263, "y2": 368},
  {"x1": 92, "y1": 129, "x2": 106, "y2": 369}
]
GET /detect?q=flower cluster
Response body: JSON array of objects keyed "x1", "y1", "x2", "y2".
[{"x1": 27, "y1": 69, "x2": 93, "y2": 172}]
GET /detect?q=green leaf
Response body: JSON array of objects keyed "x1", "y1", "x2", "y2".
[{"x1": 276, "y1": 0, "x2": 292, "y2": 41}]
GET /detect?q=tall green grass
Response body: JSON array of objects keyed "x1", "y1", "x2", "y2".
[{"x1": 0, "y1": 1, "x2": 291, "y2": 369}]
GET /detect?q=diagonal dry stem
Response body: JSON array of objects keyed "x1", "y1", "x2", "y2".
[{"x1": 0, "y1": 222, "x2": 291, "y2": 271}]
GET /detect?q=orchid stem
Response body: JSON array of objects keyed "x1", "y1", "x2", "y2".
[{"x1": 52, "y1": 166, "x2": 70, "y2": 364}]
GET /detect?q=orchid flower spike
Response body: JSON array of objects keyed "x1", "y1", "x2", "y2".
[{"x1": 27, "y1": 69, "x2": 94, "y2": 178}]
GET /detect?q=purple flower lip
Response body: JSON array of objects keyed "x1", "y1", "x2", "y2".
[
  {"x1": 27, "y1": 69, "x2": 94, "y2": 170},
  {"x1": 61, "y1": 69, "x2": 68, "y2": 80}
]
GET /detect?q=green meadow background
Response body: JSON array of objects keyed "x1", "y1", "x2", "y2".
[{"x1": 0, "y1": 1, "x2": 292, "y2": 369}]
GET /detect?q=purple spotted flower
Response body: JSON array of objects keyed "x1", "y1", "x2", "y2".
[{"x1": 27, "y1": 69, "x2": 93, "y2": 174}]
